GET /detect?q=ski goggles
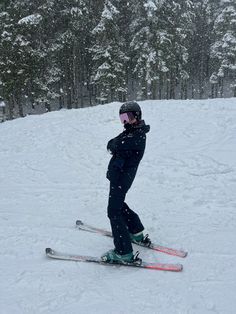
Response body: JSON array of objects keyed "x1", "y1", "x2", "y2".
[{"x1": 119, "y1": 112, "x2": 135, "y2": 124}]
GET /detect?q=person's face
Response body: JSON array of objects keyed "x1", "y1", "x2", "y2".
[{"x1": 119, "y1": 112, "x2": 137, "y2": 125}]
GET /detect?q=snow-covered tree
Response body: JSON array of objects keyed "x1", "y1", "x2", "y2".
[
  {"x1": 0, "y1": 1, "x2": 38, "y2": 118},
  {"x1": 129, "y1": 0, "x2": 159, "y2": 99},
  {"x1": 185, "y1": 0, "x2": 221, "y2": 98},
  {"x1": 48, "y1": 0, "x2": 92, "y2": 109},
  {"x1": 0, "y1": 0, "x2": 60, "y2": 116},
  {"x1": 130, "y1": 0, "x2": 192, "y2": 99},
  {"x1": 211, "y1": 0, "x2": 236, "y2": 96},
  {"x1": 92, "y1": 0, "x2": 129, "y2": 103}
]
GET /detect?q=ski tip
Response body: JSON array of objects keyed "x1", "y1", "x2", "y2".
[
  {"x1": 169, "y1": 264, "x2": 183, "y2": 272},
  {"x1": 178, "y1": 264, "x2": 183, "y2": 271},
  {"x1": 178, "y1": 250, "x2": 188, "y2": 258},
  {"x1": 174, "y1": 251, "x2": 188, "y2": 258},
  {"x1": 76, "y1": 220, "x2": 83, "y2": 226}
]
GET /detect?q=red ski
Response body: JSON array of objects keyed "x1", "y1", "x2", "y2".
[
  {"x1": 76, "y1": 220, "x2": 187, "y2": 258},
  {"x1": 45, "y1": 248, "x2": 183, "y2": 272}
]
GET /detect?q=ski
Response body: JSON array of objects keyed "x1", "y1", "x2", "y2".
[
  {"x1": 45, "y1": 248, "x2": 183, "y2": 272},
  {"x1": 76, "y1": 220, "x2": 187, "y2": 258}
]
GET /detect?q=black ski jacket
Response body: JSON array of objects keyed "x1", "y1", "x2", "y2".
[{"x1": 106, "y1": 120, "x2": 150, "y2": 191}]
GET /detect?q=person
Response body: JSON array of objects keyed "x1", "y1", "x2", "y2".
[{"x1": 101, "y1": 101, "x2": 151, "y2": 264}]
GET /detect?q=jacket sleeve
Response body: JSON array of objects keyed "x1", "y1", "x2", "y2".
[
  {"x1": 107, "y1": 130, "x2": 145, "y2": 162},
  {"x1": 115, "y1": 131, "x2": 146, "y2": 156},
  {"x1": 107, "y1": 138, "x2": 116, "y2": 154},
  {"x1": 107, "y1": 133, "x2": 124, "y2": 154},
  {"x1": 107, "y1": 137, "x2": 125, "y2": 171}
]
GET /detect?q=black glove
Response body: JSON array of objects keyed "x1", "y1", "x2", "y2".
[{"x1": 107, "y1": 139, "x2": 116, "y2": 154}]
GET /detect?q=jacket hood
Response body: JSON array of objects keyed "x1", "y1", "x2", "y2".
[
  {"x1": 124, "y1": 120, "x2": 150, "y2": 133},
  {"x1": 135, "y1": 120, "x2": 150, "y2": 133}
]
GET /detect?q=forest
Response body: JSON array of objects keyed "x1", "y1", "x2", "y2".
[{"x1": 0, "y1": 0, "x2": 235, "y2": 120}]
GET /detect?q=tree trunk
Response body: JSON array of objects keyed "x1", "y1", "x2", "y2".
[
  {"x1": 181, "y1": 80, "x2": 187, "y2": 99},
  {"x1": 18, "y1": 98, "x2": 24, "y2": 117},
  {"x1": 8, "y1": 96, "x2": 14, "y2": 120},
  {"x1": 219, "y1": 78, "x2": 224, "y2": 97},
  {"x1": 151, "y1": 79, "x2": 157, "y2": 99},
  {"x1": 170, "y1": 73, "x2": 175, "y2": 99}
]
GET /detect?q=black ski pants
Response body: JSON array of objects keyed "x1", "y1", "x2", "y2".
[{"x1": 107, "y1": 176, "x2": 144, "y2": 255}]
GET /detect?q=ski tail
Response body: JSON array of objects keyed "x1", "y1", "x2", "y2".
[{"x1": 76, "y1": 220, "x2": 113, "y2": 237}]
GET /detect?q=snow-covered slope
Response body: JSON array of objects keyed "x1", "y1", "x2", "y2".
[{"x1": 1, "y1": 98, "x2": 236, "y2": 314}]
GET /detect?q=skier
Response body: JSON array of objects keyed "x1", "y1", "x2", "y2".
[{"x1": 101, "y1": 101, "x2": 151, "y2": 264}]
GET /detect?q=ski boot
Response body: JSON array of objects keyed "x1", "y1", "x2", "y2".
[
  {"x1": 101, "y1": 249, "x2": 142, "y2": 265},
  {"x1": 130, "y1": 231, "x2": 152, "y2": 247}
]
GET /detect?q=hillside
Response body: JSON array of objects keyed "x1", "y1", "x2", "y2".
[{"x1": 1, "y1": 98, "x2": 236, "y2": 314}]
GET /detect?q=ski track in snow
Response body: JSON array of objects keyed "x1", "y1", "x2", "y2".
[{"x1": 0, "y1": 98, "x2": 236, "y2": 314}]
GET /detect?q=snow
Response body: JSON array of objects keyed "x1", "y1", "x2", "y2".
[
  {"x1": 144, "y1": 1, "x2": 158, "y2": 16},
  {"x1": 0, "y1": 100, "x2": 6, "y2": 107},
  {"x1": 101, "y1": 1, "x2": 119, "y2": 20},
  {"x1": 1, "y1": 98, "x2": 236, "y2": 313},
  {"x1": 18, "y1": 14, "x2": 42, "y2": 26},
  {"x1": 92, "y1": 1, "x2": 119, "y2": 34}
]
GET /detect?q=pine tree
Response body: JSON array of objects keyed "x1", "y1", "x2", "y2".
[
  {"x1": 0, "y1": 0, "x2": 41, "y2": 117},
  {"x1": 49, "y1": 0, "x2": 91, "y2": 109},
  {"x1": 0, "y1": 0, "x2": 61, "y2": 116},
  {"x1": 92, "y1": 0, "x2": 128, "y2": 103},
  {"x1": 130, "y1": 0, "x2": 192, "y2": 99},
  {"x1": 211, "y1": 0, "x2": 236, "y2": 96},
  {"x1": 130, "y1": 0, "x2": 159, "y2": 99},
  {"x1": 160, "y1": 0, "x2": 193, "y2": 99},
  {"x1": 185, "y1": 0, "x2": 221, "y2": 98}
]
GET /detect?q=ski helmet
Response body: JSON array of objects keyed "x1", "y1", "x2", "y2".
[{"x1": 119, "y1": 101, "x2": 142, "y2": 122}]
